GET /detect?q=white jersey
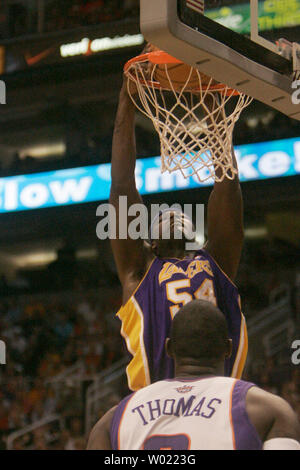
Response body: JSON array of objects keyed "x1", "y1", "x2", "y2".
[{"x1": 110, "y1": 376, "x2": 262, "y2": 450}]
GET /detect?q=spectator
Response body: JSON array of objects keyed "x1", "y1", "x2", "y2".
[{"x1": 64, "y1": 417, "x2": 83, "y2": 450}]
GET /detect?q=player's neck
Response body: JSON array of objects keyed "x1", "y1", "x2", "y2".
[
  {"x1": 160, "y1": 249, "x2": 186, "y2": 259},
  {"x1": 160, "y1": 250, "x2": 194, "y2": 260},
  {"x1": 174, "y1": 361, "x2": 224, "y2": 379}
]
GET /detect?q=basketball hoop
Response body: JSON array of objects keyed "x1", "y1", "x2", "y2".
[{"x1": 124, "y1": 49, "x2": 253, "y2": 182}]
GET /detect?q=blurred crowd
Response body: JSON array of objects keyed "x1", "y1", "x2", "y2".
[
  {"x1": 0, "y1": 283, "x2": 128, "y2": 449},
  {"x1": 0, "y1": 0, "x2": 139, "y2": 39},
  {"x1": 44, "y1": 0, "x2": 139, "y2": 33},
  {"x1": 1, "y1": 123, "x2": 160, "y2": 178}
]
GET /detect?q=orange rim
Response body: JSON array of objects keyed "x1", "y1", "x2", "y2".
[{"x1": 124, "y1": 51, "x2": 240, "y2": 96}]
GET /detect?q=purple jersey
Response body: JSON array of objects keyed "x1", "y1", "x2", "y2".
[{"x1": 117, "y1": 249, "x2": 247, "y2": 391}]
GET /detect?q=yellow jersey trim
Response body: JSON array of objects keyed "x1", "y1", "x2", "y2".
[
  {"x1": 117, "y1": 297, "x2": 150, "y2": 391},
  {"x1": 231, "y1": 313, "x2": 248, "y2": 379}
]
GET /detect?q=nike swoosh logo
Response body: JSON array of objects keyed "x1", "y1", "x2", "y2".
[{"x1": 25, "y1": 47, "x2": 55, "y2": 66}]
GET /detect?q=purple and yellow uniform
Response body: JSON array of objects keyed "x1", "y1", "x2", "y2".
[{"x1": 117, "y1": 249, "x2": 248, "y2": 391}]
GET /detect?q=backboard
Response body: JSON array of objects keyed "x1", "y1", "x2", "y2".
[{"x1": 140, "y1": 0, "x2": 300, "y2": 120}]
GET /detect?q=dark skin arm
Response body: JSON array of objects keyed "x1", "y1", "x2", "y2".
[
  {"x1": 246, "y1": 386, "x2": 300, "y2": 445},
  {"x1": 110, "y1": 79, "x2": 153, "y2": 305},
  {"x1": 86, "y1": 406, "x2": 116, "y2": 450},
  {"x1": 203, "y1": 95, "x2": 243, "y2": 281},
  {"x1": 204, "y1": 148, "x2": 243, "y2": 281},
  {"x1": 111, "y1": 76, "x2": 242, "y2": 299}
]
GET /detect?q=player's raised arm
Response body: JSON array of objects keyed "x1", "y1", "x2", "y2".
[
  {"x1": 202, "y1": 94, "x2": 243, "y2": 281},
  {"x1": 110, "y1": 78, "x2": 150, "y2": 302},
  {"x1": 204, "y1": 147, "x2": 243, "y2": 281}
]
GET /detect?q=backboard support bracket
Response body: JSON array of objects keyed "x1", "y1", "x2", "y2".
[
  {"x1": 250, "y1": 0, "x2": 278, "y2": 55},
  {"x1": 277, "y1": 39, "x2": 300, "y2": 80}
]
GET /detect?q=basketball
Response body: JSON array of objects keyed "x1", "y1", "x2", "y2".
[{"x1": 154, "y1": 62, "x2": 212, "y2": 92}]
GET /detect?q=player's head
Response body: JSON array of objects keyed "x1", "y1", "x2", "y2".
[
  {"x1": 166, "y1": 299, "x2": 232, "y2": 375},
  {"x1": 149, "y1": 208, "x2": 196, "y2": 258}
]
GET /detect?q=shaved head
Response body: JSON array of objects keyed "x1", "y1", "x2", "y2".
[{"x1": 168, "y1": 299, "x2": 230, "y2": 366}]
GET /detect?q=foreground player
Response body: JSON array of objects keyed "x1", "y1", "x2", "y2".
[
  {"x1": 110, "y1": 71, "x2": 247, "y2": 391},
  {"x1": 87, "y1": 300, "x2": 300, "y2": 450}
]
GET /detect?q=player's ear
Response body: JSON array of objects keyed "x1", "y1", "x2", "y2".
[
  {"x1": 144, "y1": 240, "x2": 152, "y2": 252},
  {"x1": 151, "y1": 240, "x2": 158, "y2": 254},
  {"x1": 225, "y1": 339, "x2": 232, "y2": 359},
  {"x1": 165, "y1": 338, "x2": 173, "y2": 358}
]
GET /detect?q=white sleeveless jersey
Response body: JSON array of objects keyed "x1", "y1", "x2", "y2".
[{"x1": 110, "y1": 376, "x2": 262, "y2": 450}]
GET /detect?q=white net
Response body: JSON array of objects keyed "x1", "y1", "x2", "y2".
[{"x1": 125, "y1": 56, "x2": 253, "y2": 182}]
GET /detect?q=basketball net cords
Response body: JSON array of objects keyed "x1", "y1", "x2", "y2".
[{"x1": 126, "y1": 61, "x2": 253, "y2": 182}]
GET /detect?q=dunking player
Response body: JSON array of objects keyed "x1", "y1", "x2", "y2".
[
  {"x1": 110, "y1": 71, "x2": 247, "y2": 392},
  {"x1": 87, "y1": 300, "x2": 300, "y2": 450}
]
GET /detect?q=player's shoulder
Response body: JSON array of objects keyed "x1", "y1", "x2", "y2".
[
  {"x1": 245, "y1": 385, "x2": 300, "y2": 441},
  {"x1": 246, "y1": 385, "x2": 299, "y2": 425},
  {"x1": 246, "y1": 385, "x2": 295, "y2": 413},
  {"x1": 211, "y1": 376, "x2": 250, "y2": 390},
  {"x1": 87, "y1": 405, "x2": 118, "y2": 450},
  {"x1": 195, "y1": 248, "x2": 239, "y2": 289}
]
